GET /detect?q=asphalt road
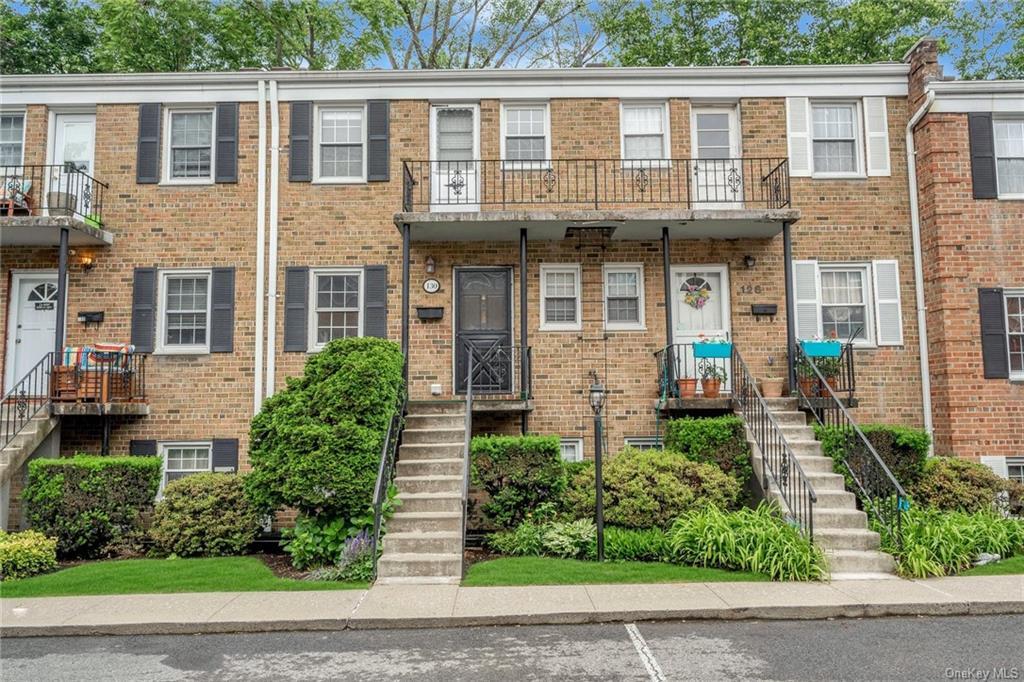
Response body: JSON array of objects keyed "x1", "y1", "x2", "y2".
[{"x1": 2, "y1": 615, "x2": 1022, "y2": 681}]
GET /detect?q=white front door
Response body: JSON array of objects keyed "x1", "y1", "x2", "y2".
[
  {"x1": 430, "y1": 105, "x2": 479, "y2": 211},
  {"x1": 50, "y1": 113, "x2": 96, "y2": 217},
  {"x1": 672, "y1": 265, "x2": 732, "y2": 391},
  {"x1": 5, "y1": 273, "x2": 59, "y2": 392},
  {"x1": 691, "y1": 106, "x2": 741, "y2": 207}
]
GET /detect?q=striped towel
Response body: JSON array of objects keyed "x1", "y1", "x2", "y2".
[{"x1": 88, "y1": 342, "x2": 135, "y2": 369}]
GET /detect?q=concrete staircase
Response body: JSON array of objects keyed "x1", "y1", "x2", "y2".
[
  {"x1": 1, "y1": 414, "x2": 59, "y2": 487},
  {"x1": 376, "y1": 401, "x2": 466, "y2": 584},
  {"x1": 745, "y1": 397, "x2": 897, "y2": 580}
]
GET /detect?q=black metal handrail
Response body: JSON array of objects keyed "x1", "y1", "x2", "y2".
[
  {"x1": 794, "y1": 344, "x2": 907, "y2": 541},
  {"x1": 1, "y1": 352, "x2": 54, "y2": 451},
  {"x1": 794, "y1": 343, "x2": 856, "y2": 401},
  {"x1": 455, "y1": 341, "x2": 532, "y2": 399},
  {"x1": 654, "y1": 343, "x2": 731, "y2": 400},
  {"x1": 462, "y1": 351, "x2": 474, "y2": 560},
  {"x1": 732, "y1": 347, "x2": 817, "y2": 538},
  {"x1": 402, "y1": 157, "x2": 791, "y2": 211},
  {"x1": 1, "y1": 164, "x2": 108, "y2": 227},
  {"x1": 370, "y1": 368, "x2": 407, "y2": 579},
  {"x1": 51, "y1": 352, "x2": 148, "y2": 404}
]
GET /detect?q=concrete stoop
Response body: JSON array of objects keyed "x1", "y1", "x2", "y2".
[
  {"x1": 376, "y1": 401, "x2": 467, "y2": 585},
  {"x1": 741, "y1": 398, "x2": 898, "y2": 581},
  {"x1": 0, "y1": 415, "x2": 58, "y2": 487}
]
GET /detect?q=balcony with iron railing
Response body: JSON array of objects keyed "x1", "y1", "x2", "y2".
[{"x1": 1, "y1": 164, "x2": 113, "y2": 246}]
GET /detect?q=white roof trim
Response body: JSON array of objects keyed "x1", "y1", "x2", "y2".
[{"x1": 927, "y1": 80, "x2": 1024, "y2": 113}]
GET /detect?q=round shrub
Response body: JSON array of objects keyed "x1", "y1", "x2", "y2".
[
  {"x1": 151, "y1": 474, "x2": 260, "y2": 557},
  {"x1": 0, "y1": 530, "x2": 58, "y2": 581},
  {"x1": 911, "y1": 457, "x2": 1006, "y2": 513},
  {"x1": 663, "y1": 416, "x2": 753, "y2": 488},
  {"x1": 471, "y1": 435, "x2": 566, "y2": 529},
  {"x1": 562, "y1": 447, "x2": 741, "y2": 529}
]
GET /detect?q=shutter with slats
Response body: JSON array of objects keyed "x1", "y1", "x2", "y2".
[
  {"x1": 872, "y1": 260, "x2": 903, "y2": 345},
  {"x1": 136, "y1": 103, "x2": 161, "y2": 183},
  {"x1": 215, "y1": 102, "x2": 239, "y2": 183},
  {"x1": 210, "y1": 267, "x2": 235, "y2": 353},
  {"x1": 968, "y1": 112, "x2": 997, "y2": 199},
  {"x1": 980, "y1": 456, "x2": 1009, "y2": 478},
  {"x1": 366, "y1": 101, "x2": 390, "y2": 182},
  {"x1": 793, "y1": 260, "x2": 822, "y2": 340},
  {"x1": 129, "y1": 439, "x2": 157, "y2": 456},
  {"x1": 363, "y1": 265, "x2": 388, "y2": 338},
  {"x1": 289, "y1": 102, "x2": 313, "y2": 182},
  {"x1": 863, "y1": 97, "x2": 891, "y2": 177},
  {"x1": 131, "y1": 267, "x2": 157, "y2": 353},
  {"x1": 979, "y1": 287, "x2": 1009, "y2": 379},
  {"x1": 786, "y1": 98, "x2": 811, "y2": 177},
  {"x1": 212, "y1": 439, "x2": 239, "y2": 473},
  {"x1": 284, "y1": 267, "x2": 309, "y2": 351}
]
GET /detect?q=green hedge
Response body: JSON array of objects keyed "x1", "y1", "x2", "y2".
[
  {"x1": 23, "y1": 455, "x2": 161, "y2": 558},
  {"x1": 245, "y1": 337, "x2": 404, "y2": 520},
  {"x1": 910, "y1": 457, "x2": 1009, "y2": 514},
  {"x1": 150, "y1": 474, "x2": 260, "y2": 557},
  {"x1": 471, "y1": 435, "x2": 565, "y2": 529},
  {"x1": 0, "y1": 530, "x2": 58, "y2": 581},
  {"x1": 663, "y1": 415, "x2": 753, "y2": 489},
  {"x1": 815, "y1": 424, "x2": 930, "y2": 493}
]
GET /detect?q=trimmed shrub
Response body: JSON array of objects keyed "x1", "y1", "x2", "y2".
[
  {"x1": 471, "y1": 435, "x2": 566, "y2": 529},
  {"x1": 911, "y1": 457, "x2": 1007, "y2": 514},
  {"x1": 604, "y1": 527, "x2": 672, "y2": 563},
  {"x1": 23, "y1": 455, "x2": 161, "y2": 558},
  {"x1": 816, "y1": 424, "x2": 930, "y2": 491},
  {"x1": 245, "y1": 337, "x2": 404, "y2": 520},
  {"x1": 0, "y1": 530, "x2": 58, "y2": 581},
  {"x1": 562, "y1": 447, "x2": 740, "y2": 529},
  {"x1": 150, "y1": 474, "x2": 260, "y2": 557},
  {"x1": 663, "y1": 416, "x2": 753, "y2": 488}
]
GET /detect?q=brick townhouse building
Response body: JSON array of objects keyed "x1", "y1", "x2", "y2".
[{"x1": 3, "y1": 41, "x2": 1016, "y2": 535}]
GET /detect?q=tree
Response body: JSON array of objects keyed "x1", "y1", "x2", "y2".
[
  {"x1": 1, "y1": 0, "x2": 98, "y2": 74},
  {"x1": 94, "y1": 0, "x2": 220, "y2": 72},
  {"x1": 944, "y1": 0, "x2": 1024, "y2": 79}
]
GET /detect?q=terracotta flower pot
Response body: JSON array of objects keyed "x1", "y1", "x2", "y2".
[
  {"x1": 676, "y1": 378, "x2": 698, "y2": 398},
  {"x1": 700, "y1": 378, "x2": 722, "y2": 399},
  {"x1": 761, "y1": 377, "x2": 785, "y2": 398},
  {"x1": 819, "y1": 377, "x2": 839, "y2": 397},
  {"x1": 798, "y1": 377, "x2": 817, "y2": 397}
]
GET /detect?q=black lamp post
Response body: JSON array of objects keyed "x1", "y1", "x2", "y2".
[{"x1": 589, "y1": 379, "x2": 606, "y2": 562}]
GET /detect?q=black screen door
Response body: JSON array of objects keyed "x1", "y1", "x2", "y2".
[{"x1": 455, "y1": 268, "x2": 512, "y2": 394}]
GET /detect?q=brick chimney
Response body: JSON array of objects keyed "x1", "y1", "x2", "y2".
[{"x1": 904, "y1": 37, "x2": 942, "y2": 110}]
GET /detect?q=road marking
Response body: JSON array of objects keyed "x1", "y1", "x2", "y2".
[{"x1": 625, "y1": 623, "x2": 666, "y2": 682}]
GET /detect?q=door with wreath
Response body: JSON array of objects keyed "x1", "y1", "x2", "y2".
[{"x1": 671, "y1": 265, "x2": 732, "y2": 393}]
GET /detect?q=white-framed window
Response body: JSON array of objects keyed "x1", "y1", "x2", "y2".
[
  {"x1": 994, "y1": 117, "x2": 1024, "y2": 198},
  {"x1": 624, "y1": 436, "x2": 662, "y2": 451},
  {"x1": 314, "y1": 105, "x2": 366, "y2": 183},
  {"x1": 820, "y1": 264, "x2": 873, "y2": 344},
  {"x1": 156, "y1": 270, "x2": 212, "y2": 354},
  {"x1": 501, "y1": 102, "x2": 550, "y2": 167},
  {"x1": 0, "y1": 112, "x2": 25, "y2": 166},
  {"x1": 810, "y1": 101, "x2": 863, "y2": 177},
  {"x1": 159, "y1": 441, "x2": 212, "y2": 493},
  {"x1": 1008, "y1": 457, "x2": 1024, "y2": 484},
  {"x1": 621, "y1": 101, "x2": 670, "y2": 162},
  {"x1": 164, "y1": 108, "x2": 215, "y2": 183},
  {"x1": 1006, "y1": 290, "x2": 1024, "y2": 379},
  {"x1": 309, "y1": 268, "x2": 363, "y2": 350},
  {"x1": 540, "y1": 264, "x2": 582, "y2": 331},
  {"x1": 603, "y1": 264, "x2": 645, "y2": 331},
  {"x1": 794, "y1": 260, "x2": 902, "y2": 347},
  {"x1": 560, "y1": 438, "x2": 583, "y2": 463}
]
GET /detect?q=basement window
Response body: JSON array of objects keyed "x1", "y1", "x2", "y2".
[
  {"x1": 159, "y1": 442, "x2": 212, "y2": 493},
  {"x1": 560, "y1": 438, "x2": 583, "y2": 462}
]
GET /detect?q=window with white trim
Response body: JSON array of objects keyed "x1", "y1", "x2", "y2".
[
  {"x1": 165, "y1": 109, "x2": 214, "y2": 182},
  {"x1": 157, "y1": 270, "x2": 211, "y2": 354},
  {"x1": 604, "y1": 264, "x2": 645, "y2": 330},
  {"x1": 310, "y1": 268, "x2": 363, "y2": 350},
  {"x1": 621, "y1": 102, "x2": 669, "y2": 161},
  {"x1": 502, "y1": 103, "x2": 549, "y2": 165},
  {"x1": 624, "y1": 436, "x2": 662, "y2": 451},
  {"x1": 316, "y1": 106, "x2": 365, "y2": 182},
  {"x1": 1006, "y1": 291, "x2": 1024, "y2": 379},
  {"x1": 811, "y1": 102, "x2": 861, "y2": 175},
  {"x1": 0, "y1": 113, "x2": 25, "y2": 166},
  {"x1": 560, "y1": 438, "x2": 583, "y2": 463},
  {"x1": 159, "y1": 442, "x2": 212, "y2": 492},
  {"x1": 995, "y1": 117, "x2": 1024, "y2": 198},
  {"x1": 1008, "y1": 458, "x2": 1024, "y2": 484},
  {"x1": 820, "y1": 264, "x2": 872, "y2": 343},
  {"x1": 540, "y1": 264, "x2": 581, "y2": 331}
]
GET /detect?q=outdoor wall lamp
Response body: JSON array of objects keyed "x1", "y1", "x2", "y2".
[
  {"x1": 744, "y1": 255, "x2": 756, "y2": 269},
  {"x1": 425, "y1": 256, "x2": 436, "y2": 274},
  {"x1": 589, "y1": 376, "x2": 606, "y2": 562},
  {"x1": 81, "y1": 254, "x2": 95, "y2": 272}
]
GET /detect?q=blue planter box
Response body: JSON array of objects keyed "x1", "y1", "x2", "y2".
[
  {"x1": 693, "y1": 342, "x2": 733, "y2": 359},
  {"x1": 801, "y1": 340, "x2": 842, "y2": 358}
]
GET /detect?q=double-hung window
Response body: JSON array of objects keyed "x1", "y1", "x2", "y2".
[
  {"x1": 157, "y1": 270, "x2": 211, "y2": 354},
  {"x1": 540, "y1": 264, "x2": 581, "y2": 331},
  {"x1": 502, "y1": 103, "x2": 549, "y2": 167},
  {"x1": 994, "y1": 118, "x2": 1024, "y2": 198},
  {"x1": 604, "y1": 264, "x2": 645, "y2": 330},
  {"x1": 159, "y1": 442, "x2": 212, "y2": 492},
  {"x1": 1008, "y1": 458, "x2": 1024, "y2": 484},
  {"x1": 316, "y1": 106, "x2": 365, "y2": 182},
  {"x1": 165, "y1": 109, "x2": 214, "y2": 182},
  {"x1": 820, "y1": 265, "x2": 872, "y2": 343},
  {"x1": 621, "y1": 102, "x2": 669, "y2": 162},
  {"x1": 310, "y1": 268, "x2": 363, "y2": 350},
  {"x1": 0, "y1": 113, "x2": 25, "y2": 166},
  {"x1": 811, "y1": 102, "x2": 861, "y2": 176},
  {"x1": 560, "y1": 438, "x2": 583, "y2": 463},
  {"x1": 1006, "y1": 291, "x2": 1024, "y2": 379},
  {"x1": 624, "y1": 437, "x2": 661, "y2": 451}
]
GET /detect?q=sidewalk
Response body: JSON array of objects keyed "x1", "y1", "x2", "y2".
[{"x1": 2, "y1": 575, "x2": 1021, "y2": 637}]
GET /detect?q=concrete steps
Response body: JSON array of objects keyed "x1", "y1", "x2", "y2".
[{"x1": 0, "y1": 415, "x2": 58, "y2": 487}]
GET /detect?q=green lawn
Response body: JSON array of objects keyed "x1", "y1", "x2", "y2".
[
  {"x1": 959, "y1": 554, "x2": 1024, "y2": 577},
  {"x1": 0, "y1": 556, "x2": 367, "y2": 598},
  {"x1": 462, "y1": 556, "x2": 769, "y2": 586}
]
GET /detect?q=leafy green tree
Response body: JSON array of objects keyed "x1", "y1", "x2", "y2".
[
  {"x1": 95, "y1": 0, "x2": 220, "y2": 72},
  {"x1": 1, "y1": 0, "x2": 98, "y2": 74}
]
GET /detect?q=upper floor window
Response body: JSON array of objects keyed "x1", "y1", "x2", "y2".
[
  {"x1": 502, "y1": 103, "x2": 549, "y2": 166},
  {"x1": 604, "y1": 264, "x2": 645, "y2": 331},
  {"x1": 316, "y1": 106, "x2": 365, "y2": 182},
  {"x1": 157, "y1": 270, "x2": 211, "y2": 354},
  {"x1": 165, "y1": 109, "x2": 214, "y2": 183},
  {"x1": 0, "y1": 113, "x2": 25, "y2": 166},
  {"x1": 820, "y1": 265, "x2": 872, "y2": 343},
  {"x1": 309, "y1": 268, "x2": 363, "y2": 350},
  {"x1": 540, "y1": 264, "x2": 581, "y2": 331},
  {"x1": 811, "y1": 102, "x2": 862, "y2": 176},
  {"x1": 621, "y1": 102, "x2": 669, "y2": 161},
  {"x1": 994, "y1": 118, "x2": 1024, "y2": 198},
  {"x1": 1006, "y1": 291, "x2": 1024, "y2": 379}
]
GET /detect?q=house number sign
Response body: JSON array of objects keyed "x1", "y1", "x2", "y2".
[{"x1": 422, "y1": 278, "x2": 441, "y2": 294}]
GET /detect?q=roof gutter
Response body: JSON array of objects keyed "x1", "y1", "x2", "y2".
[
  {"x1": 253, "y1": 80, "x2": 267, "y2": 413},
  {"x1": 265, "y1": 80, "x2": 281, "y2": 398}
]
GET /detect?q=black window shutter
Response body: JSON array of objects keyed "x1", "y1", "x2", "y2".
[
  {"x1": 289, "y1": 101, "x2": 313, "y2": 182},
  {"x1": 212, "y1": 439, "x2": 239, "y2": 472},
  {"x1": 284, "y1": 267, "x2": 309, "y2": 351},
  {"x1": 968, "y1": 112, "x2": 997, "y2": 199},
  {"x1": 367, "y1": 100, "x2": 390, "y2": 182},
  {"x1": 129, "y1": 439, "x2": 157, "y2": 456},
  {"x1": 363, "y1": 265, "x2": 388, "y2": 338},
  {"x1": 210, "y1": 267, "x2": 235, "y2": 353},
  {"x1": 131, "y1": 267, "x2": 157, "y2": 353},
  {"x1": 979, "y1": 288, "x2": 1009, "y2": 379},
  {"x1": 215, "y1": 102, "x2": 239, "y2": 183},
  {"x1": 136, "y1": 103, "x2": 161, "y2": 184}
]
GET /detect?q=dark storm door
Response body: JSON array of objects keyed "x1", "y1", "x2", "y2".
[{"x1": 455, "y1": 268, "x2": 513, "y2": 394}]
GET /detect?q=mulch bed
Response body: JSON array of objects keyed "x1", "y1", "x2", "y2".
[
  {"x1": 463, "y1": 547, "x2": 500, "y2": 569},
  {"x1": 258, "y1": 552, "x2": 311, "y2": 580}
]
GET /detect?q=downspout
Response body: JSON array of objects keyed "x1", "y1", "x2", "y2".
[
  {"x1": 905, "y1": 89, "x2": 935, "y2": 453},
  {"x1": 254, "y1": 80, "x2": 267, "y2": 413},
  {"x1": 265, "y1": 80, "x2": 281, "y2": 397}
]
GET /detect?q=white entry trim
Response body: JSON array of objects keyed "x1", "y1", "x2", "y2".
[
  {"x1": 429, "y1": 103, "x2": 481, "y2": 212},
  {"x1": 670, "y1": 264, "x2": 732, "y2": 342},
  {"x1": 4, "y1": 270, "x2": 65, "y2": 393}
]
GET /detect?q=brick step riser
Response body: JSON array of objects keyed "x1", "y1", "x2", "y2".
[
  {"x1": 394, "y1": 477, "x2": 463, "y2": 495},
  {"x1": 397, "y1": 496, "x2": 463, "y2": 514},
  {"x1": 388, "y1": 515, "x2": 462, "y2": 533},
  {"x1": 385, "y1": 536, "x2": 462, "y2": 554},
  {"x1": 400, "y1": 444, "x2": 464, "y2": 460},
  {"x1": 396, "y1": 460, "x2": 462, "y2": 477},
  {"x1": 402, "y1": 429, "x2": 466, "y2": 445},
  {"x1": 376, "y1": 558, "x2": 461, "y2": 578}
]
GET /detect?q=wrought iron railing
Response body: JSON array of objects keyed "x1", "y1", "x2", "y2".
[
  {"x1": 732, "y1": 347, "x2": 817, "y2": 538},
  {"x1": 1, "y1": 352, "x2": 54, "y2": 452},
  {"x1": 794, "y1": 344, "x2": 907, "y2": 541},
  {"x1": 1, "y1": 164, "x2": 108, "y2": 227},
  {"x1": 655, "y1": 343, "x2": 731, "y2": 399},
  {"x1": 370, "y1": 369, "x2": 407, "y2": 579},
  {"x1": 455, "y1": 341, "x2": 532, "y2": 399},
  {"x1": 462, "y1": 351, "x2": 474, "y2": 560},
  {"x1": 402, "y1": 157, "x2": 791, "y2": 211},
  {"x1": 51, "y1": 353, "x2": 147, "y2": 404},
  {"x1": 794, "y1": 343, "x2": 856, "y2": 402}
]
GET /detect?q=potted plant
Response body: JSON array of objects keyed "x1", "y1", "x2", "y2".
[
  {"x1": 699, "y1": 362, "x2": 728, "y2": 399},
  {"x1": 795, "y1": 355, "x2": 818, "y2": 397},
  {"x1": 761, "y1": 376, "x2": 785, "y2": 398},
  {"x1": 676, "y1": 376, "x2": 698, "y2": 398},
  {"x1": 816, "y1": 356, "x2": 842, "y2": 396}
]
